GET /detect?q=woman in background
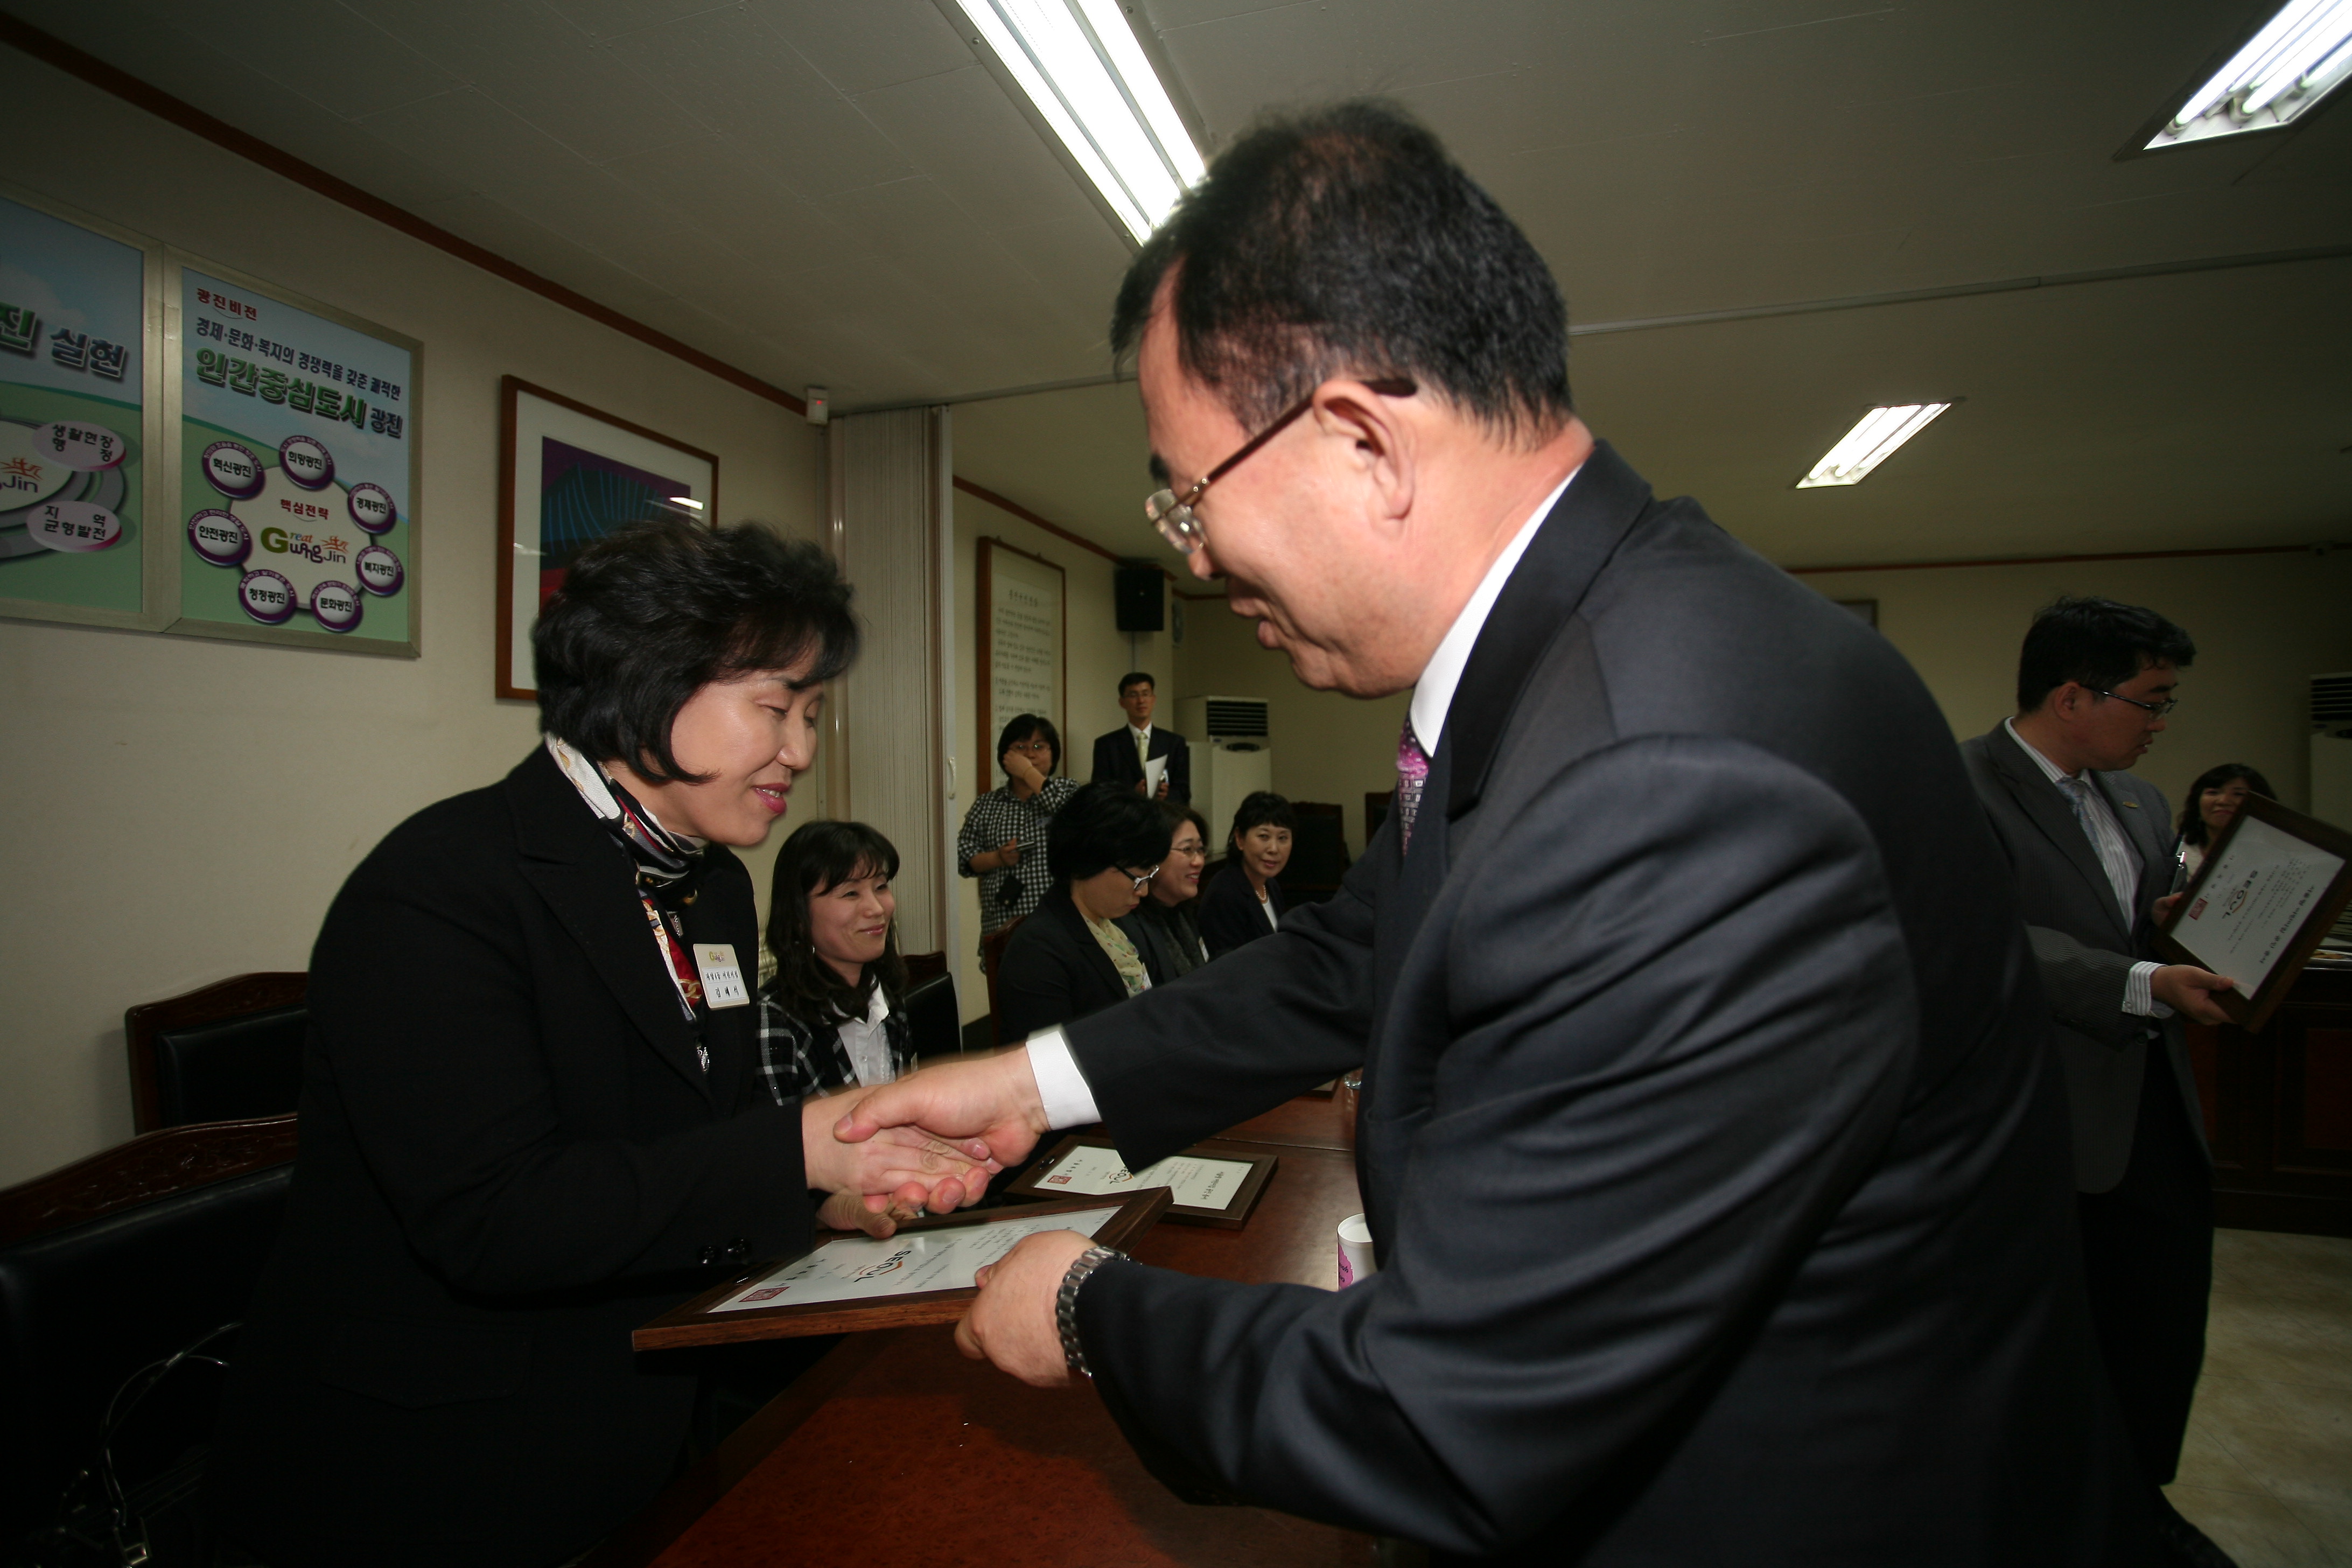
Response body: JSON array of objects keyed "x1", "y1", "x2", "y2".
[
  {"x1": 993, "y1": 783, "x2": 1172, "y2": 1042},
  {"x1": 757, "y1": 820, "x2": 914, "y2": 1109},
  {"x1": 956, "y1": 714, "x2": 1077, "y2": 955},
  {"x1": 1199, "y1": 790, "x2": 1295, "y2": 957},
  {"x1": 2175, "y1": 763, "x2": 2277, "y2": 880},
  {"x1": 1124, "y1": 798, "x2": 1210, "y2": 983}
]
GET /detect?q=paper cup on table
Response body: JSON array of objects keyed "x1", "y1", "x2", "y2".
[{"x1": 1336, "y1": 1213, "x2": 1377, "y2": 1287}]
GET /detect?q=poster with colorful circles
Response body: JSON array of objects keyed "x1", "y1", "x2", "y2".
[
  {"x1": 0, "y1": 186, "x2": 162, "y2": 631},
  {"x1": 174, "y1": 261, "x2": 419, "y2": 654}
]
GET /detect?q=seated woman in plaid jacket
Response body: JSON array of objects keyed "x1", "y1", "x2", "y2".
[{"x1": 756, "y1": 819, "x2": 918, "y2": 1106}]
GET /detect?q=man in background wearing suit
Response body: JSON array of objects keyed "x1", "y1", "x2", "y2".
[
  {"x1": 1090, "y1": 671, "x2": 1189, "y2": 802},
  {"x1": 1962, "y1": 598, "x2": 2238, "y2": 1568},
  {"x1": 842, "y1": 102, "x2": 2145, "y2": 1564}
]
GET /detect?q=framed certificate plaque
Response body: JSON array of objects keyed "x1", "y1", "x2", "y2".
[
  {"x1": 2157, "y1": 792, "x2": 2352, "y2": 1032},
  {"x1": 633, "y1": 1190, "x2": 1170, "y2": 1350},
  {"x1": 1004, "y1": 1135, "x2": 1278, "y2": 1230}
]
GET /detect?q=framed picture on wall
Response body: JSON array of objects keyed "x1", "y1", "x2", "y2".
[
  {"x1": 0, "y1": 181, "x2": 170, "y2": 634},
  {"x1": 496, "y1": 376, "x2": 716, "y2": 699},
  {"x1": 165, "y1": 251, "x2": 424, "y2": 655},
  {"x1": 976, "y1": 536, "x2": 1065, "y2": 786}
]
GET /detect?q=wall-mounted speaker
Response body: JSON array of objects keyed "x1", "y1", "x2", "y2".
[{"x1": 1115, "y1": 564, "x2": 1164, "y2": 632}]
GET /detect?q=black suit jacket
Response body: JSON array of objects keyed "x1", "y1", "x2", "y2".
[
  {"x1": 1961, "y1": 724, "x2": 2204, "y2": 1192},
  {"x1": 995, "y1": 886, "x2": 1138, "y2": 1042},
  {"x1": 1063, "y1": 444, "x2": 2143, "y2": 1564},
  {"x1": 1090, "y1": 723, "x2": 1191, "y2": 802},
  {"x1": 207, "y1": 748, "x2": 808, "y2": 1568},
  {"x1": 1196, "y1": 862, "x2": 1283, "y2": 956}
]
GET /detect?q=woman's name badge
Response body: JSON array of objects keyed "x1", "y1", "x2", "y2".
[{"x1": 692, "y1": 944, "x2": 750, "y2": 1009}]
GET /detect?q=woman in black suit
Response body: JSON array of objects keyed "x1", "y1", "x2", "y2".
[
  {"x1": 1198, "y1": 789, "x2": 1296, "y2": 957},
  {"x1": 993, "y1": 783, "x2": 1172, "y2": 1042},
  {"x1": 206, "y1": 520, "x2": 991, "y2": 1568},
  {"x1": 1122, "y1": 799, "x2": 1210, "y2": 984}
]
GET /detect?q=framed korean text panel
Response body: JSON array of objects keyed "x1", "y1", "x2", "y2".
[
  {"x1": 167, "y1": 253, "x2": 422, "y2": 655},
  {"x1": 0, "y1": 182, "x2": 169, "y2": 632},
  {"x1": 496, "y1": 377, "x2": 716, "y2": 700},
  {"x1": 976, "y1": 537, "x2": 1065, "y2": 787}
]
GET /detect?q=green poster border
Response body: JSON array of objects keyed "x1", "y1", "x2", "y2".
[
  {"x1": 160, "y1": 249, "x2": 423, "y2": 658},
  {"x1": 0, "y1": 178, "x2": 172, "y2": 633}
]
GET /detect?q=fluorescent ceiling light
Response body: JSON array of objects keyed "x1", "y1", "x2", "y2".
[
  {"x1": 2147, "y1": 0, "x2": 2352, "y2": 149},
  {"x1": 950, "y1": 0, "x2": 1205, "y2": 242},
  {"x1": 1795, "y1": 404, "x2": 1954, "y2": 488}
]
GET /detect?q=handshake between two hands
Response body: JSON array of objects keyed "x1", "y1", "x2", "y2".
[{"x1": 800, "y1": 1049, "x2": 1098, "y2": 1387}]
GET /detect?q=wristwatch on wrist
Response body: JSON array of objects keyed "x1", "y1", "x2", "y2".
[{"x1": 1055, "y1": 1244, "x2": 1128, "y2": 1379}]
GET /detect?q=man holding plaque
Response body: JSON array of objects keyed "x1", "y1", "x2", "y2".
[
  {"x1": 842, "y1": 103, "x2": 2146, "y2": 1564},
  {"x1": 1960, "y1": 597, "x2": 2236, "y2": 1565}
]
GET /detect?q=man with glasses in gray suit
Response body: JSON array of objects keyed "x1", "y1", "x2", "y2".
[{"x1": 1961, "y1": 596, "x2": 2237, "y2": 1568}]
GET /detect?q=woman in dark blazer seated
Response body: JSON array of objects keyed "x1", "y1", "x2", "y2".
[
  {"x1": 1122, "y1": 798, "x2": 1210, "y2": 984},
  {"x1": 206, "y1": 520, "x2": 990, "y2": 1568},
  {"x1": 1198, "y1": 789, "x2": 1296, "y2": 957},
  {"x1": 993, "y1": 783, "x2": 1172, "y2": 1042}
]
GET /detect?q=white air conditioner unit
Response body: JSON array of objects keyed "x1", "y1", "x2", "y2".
[
  {"x1": 2312, "y1": 671, "x2": 2352, "y2": 831},
  {"x1": 1178, "y1": 695, "x2": 1269, "y2": 742}
]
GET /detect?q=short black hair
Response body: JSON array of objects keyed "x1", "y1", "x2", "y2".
[
  {"x1": 1228, "y1": 790, "x2": 1296, "y2": 849},
  {"x1": 996, "y1": 713, "x2": 1061, "y2": 776},
  {"x1": 1118, "y1": 671, "x2": 1155, "y2": 697},
  {"x1": 1049, "y1": 782, "x2": 1173, "y2": 888},
  {"x1": 2179, "y1": 764, "x2": 2277, "y2": 846},
  {"x1": 534, "y1": 518, "x2": 855, "y2": 784},
  {"x1": 2015, "y1": 597, "x2": 2196, "y2": 713},
  {"x1": 765, "y1": 820, "x2": 906, "y2": 1026},
  {"x1": 1110, "y1": 100, "x2": 1571, "y2": 443},
  {"x1": 1158, "y1": 796, "x2": 1209, "y2": 847}
]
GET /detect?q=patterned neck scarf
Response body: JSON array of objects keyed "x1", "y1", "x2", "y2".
[
  {"x1": 548, "y1": 738, "x2": 712, "y2": 1039},
  {"x1": 547, "y1": 737, "x2": 706, "y2": 891}
]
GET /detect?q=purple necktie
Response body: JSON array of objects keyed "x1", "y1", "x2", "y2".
[{"x1": 1395, "y1": 718, "x2": 1430, "y2": 851}]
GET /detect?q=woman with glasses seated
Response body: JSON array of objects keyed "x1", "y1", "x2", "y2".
[
  {"x1": 1199, "y1": 789, "x2": 1296, "y2": 957},
  {"x1": 956, "y1": 714, "x2": 1078, "y2": 957},
  {"x1": 1122, "y1": 799, "x2": 1211, "y2": 984},
  {"x1": 992, "y1": 782, "x2": 1173, "y2": 1044}
]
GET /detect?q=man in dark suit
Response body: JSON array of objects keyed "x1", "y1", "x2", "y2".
[
  {"x1": 840, "y1": 103, "x2": 2144, "y2": 1564},
  {"x1": 1089, "y1": 671, "x2": 1189, "y2": 802},
  {"x1": 1961, "y1": 597, "x2": 2238, "y2": 1566}
]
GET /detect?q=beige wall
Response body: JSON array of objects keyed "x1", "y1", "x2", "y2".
[
  {"x1": 1174, "y1": 596, "x2": 1408, "y2": 862},
  {"x1": 946, "y1": 484, "x2": 1172, "y2": 1025},
  {"x1": 0, "y1": 55, "x2": 824, "y2": 1184},
  {"x1": 1802, "y1": 550, "x2": 2352, "y2": 821}
]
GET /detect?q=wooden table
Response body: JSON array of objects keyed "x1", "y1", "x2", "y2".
[
  {"x1": 2192, "y1": 964, "x2": 2352, "y2": 1236},
  {"x1": 588, "y1": 1100, "x2": 1370, "y2": 1567}
]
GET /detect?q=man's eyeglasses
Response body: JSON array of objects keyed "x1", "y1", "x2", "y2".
[
  {"x1": 1145, "y1": 377, "x2": 1417, "y2": 555},
  {"x1": 2094, "y1": 689, "x2": 2179, "y2": 718},
  {"x1": 1125, "y1": 866, "x2": 1161, "y2": 894}
]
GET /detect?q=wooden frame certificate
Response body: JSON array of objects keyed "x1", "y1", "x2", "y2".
[
  {"x1": 633, "y1": 1191, "x2": 1170, "y2": 1350},
  {"x1": 2158, "y1": 792, "x2": 2352, "y2": 1032},
  {"x1": 1005, "y1": 1136, "x2": 1277, "y2": 1230}
]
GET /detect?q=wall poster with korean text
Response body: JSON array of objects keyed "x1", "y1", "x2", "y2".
[
  {"x1": 496, "y1": 377, "x2": 716, "y2": 699},
  {"x1": 170, "y1": 255, "x2": 422, "y2": 654},
  {"x1": 0, "y1": 182, "x2": 166, "y2": 631}
]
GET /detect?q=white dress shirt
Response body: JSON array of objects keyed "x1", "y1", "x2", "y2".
[
  {"x1": 2003, "y1": 719, "x2": 2168, "y2": 1019},
  {"x1": 1027, "y1": 465, "x2": 1584, "y2": 1130},
  {"x1": 835, "y1": 985, "x2": 897, "y2": 1088}
]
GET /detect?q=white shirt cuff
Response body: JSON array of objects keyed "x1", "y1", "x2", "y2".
[
  {"x1": 1024, "y1": 1028, "x2": 1102, "y2": 1128},
  {"x1": 2126, "y1": 961, "x2": 2172, "y2": 1019}
]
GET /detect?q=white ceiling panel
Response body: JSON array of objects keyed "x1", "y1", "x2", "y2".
[
  {"x1": 851, "y1": 62, "x2": 1112, "y2": 233},
  {"x1": 750, "y1": 0, "x2": 979, "y2": 95},
  {"x1": 156, "y1": 0, "x2": 464, "y2": 118},
  {"x1": 605, "y1": 8, "x2": 921, "y2": 199}
]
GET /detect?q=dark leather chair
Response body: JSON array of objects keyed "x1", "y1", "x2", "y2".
[
  {"x1": 125, "y1": 974, "x2": 307, "y2": 1132},
  {"x1": 0, "y1": 1116, "x2": 297, "y2": 1556},
  {"x1": 1281, "y1": 801, "x2": 1352, "y2": 906},
  {"x1": 901, "y1": 971, "x2": 960, "y2": 1063},
  {"x1": 900, "y1": 949, "x2": 949, "y2": 986}
]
